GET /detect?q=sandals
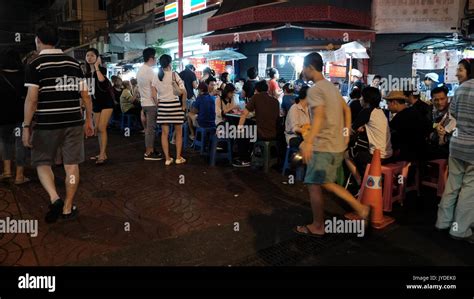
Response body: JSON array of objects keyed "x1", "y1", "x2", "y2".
[
  {"x1": 0, "y1": 173, "x2": 13, "y2": 181},
  {"x1": 95, "y1": 159, "x2": 107, "y2": 166},
  {"x1": 165, "y1": 158, "x2": 174, "y2": 166},
  {"x1": 14, "y1": 177, "x2": 31, "y2": 185},
  {"x1": 62, "y1": 206, "x2": 79, "y2": 220},
  {"x1": 293, "y1": 225, "x2": 325, "y2": 238},
  {"x1": 175, "y1": 157, "x2": 186, "y2": 165}
]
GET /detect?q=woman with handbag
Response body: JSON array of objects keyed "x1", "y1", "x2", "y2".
[
  {"x1": 152, "y1": 54, "x2": 187, "y2": 166},
  {"x1": 85, "y1": 48, "x2": 115, "y2": 165}
]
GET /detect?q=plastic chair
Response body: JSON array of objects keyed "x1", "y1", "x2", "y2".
[
  {"x1": 252, "y1": 141, "x2": 279, "y2": 173},
  {"x1": 209, "y1": 135, "x2": 233, "y2": 166},
  {"x1": 193, "y1": 127, "x2": 216, "y2": 155},
  {"x1": 421, "y1": 159, "x2": 448, "y2": 197}
]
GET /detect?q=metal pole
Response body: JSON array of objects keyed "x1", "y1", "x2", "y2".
[
  {"x1": 347, "y1": 55, "x2": 353, "y2": 97},
  {"x1": 178, "y1": 0, "x2": 184, "y2": 69}
]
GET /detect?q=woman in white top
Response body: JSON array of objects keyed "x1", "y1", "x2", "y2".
[
  {"x1": 152, "y1": 54, "x2": 187, "y2": 166},
  {"x1": 345, "y1": 87, "x2": 392, "y2": 186},
  {"x1": 215, "y1": 83, "x2": 237, "y2": 126},
  {"x1": 284, "y1": 85, "x2": 311, "y2": 148}
]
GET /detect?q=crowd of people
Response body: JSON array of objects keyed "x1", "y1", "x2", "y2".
[{"x1": 0, "y1": 25, "x2": 473, "y2": 243}]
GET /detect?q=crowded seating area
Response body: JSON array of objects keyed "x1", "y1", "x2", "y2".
[{"x1": 1, "y1": 38, "x2": 472, "y2": 243}]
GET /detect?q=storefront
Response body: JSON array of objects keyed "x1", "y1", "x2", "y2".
[{"x1": 202, "y1": 0, "x2": 374, "y2": 82}]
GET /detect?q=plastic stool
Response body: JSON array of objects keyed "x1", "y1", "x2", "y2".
[
  {"x1": 193, "y1": 127, "x2": 215, "y2": 155},
  {"x1": 281, "y1": 146, "x2": 305, "y2": 181},
  {"x1": 252, "y1": 141, "x2": 279, "y2": 173},
  {"x1": 120, "y1": 113, "x2": 137, "y2": 132},
  {"x1": 421, "y1": 159, "x2": 448, "y2": 197},
  {"x1": 182, "y1": 122, "x2": 189, "y2": 149},
  {"x1": 209, "y1": 135, "x2": 232, "y2": 166},
  {"x1": 359, "y1": 161, "x2": 413, "y2": 212}
]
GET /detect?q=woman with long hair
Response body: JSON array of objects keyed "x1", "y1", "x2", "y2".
[
  {"x1": 215, "y1": 83, "x2": 237, "y2": 126},
  {"x1": 152, "y1": 54, "x2": 187, "y2": 166},
  {"x1": 85, "y1": 48, "x2": 114, "y2": 165}
]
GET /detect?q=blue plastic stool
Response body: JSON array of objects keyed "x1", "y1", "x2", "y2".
[
  {"x1": 209, "y1": 135, "x2": 232, "y2": 166},
  {"x1": 252, "y1": 140, "x2": 279, "y2": 173},
  {"x1": 120, "y1": 113, "x2": 137, "y2": 132},
  {"x1": 193, "y1": 127, "x2": 215, "y2": 155},
  {"x1": 182, "y1": 122, "x2": 189, "y2": 149},
  {"x1": 282, "y1": 146, "x2": 306, "y2": 181}
]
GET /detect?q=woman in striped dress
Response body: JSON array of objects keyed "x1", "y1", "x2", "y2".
[{"x1": 152, "y1": 54, "x2": 187, "y2": 166}]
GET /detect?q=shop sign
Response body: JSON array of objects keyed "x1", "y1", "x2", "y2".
[
  {"x1": 373, "y1": 0, "x2": 461, "y2": 34},
  {"x1": 165, "y1": 0, "x2": 207, "y2": 21}
]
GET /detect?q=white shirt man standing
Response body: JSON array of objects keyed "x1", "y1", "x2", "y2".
[{"x1": 137, "y1": 48, "x2": 163, "y2": 160}]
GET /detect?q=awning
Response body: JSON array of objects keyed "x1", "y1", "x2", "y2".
[
  {"x1": 208, "y1": 2, "x2": 371, "y2": 32},
  {"x1": 202, "y1": 29, "x2": 273, "y2": 49},
  {"x1": 400, "y1": 36, "x2": 469, "y2": 52},
  {"x1": 196, "y1": 49, "x2": 247, "y2": 61},
  {"x1": 341, "y1": 41, "x2": 370, "y2": 59},
  {"x1": 304, "y1": 28, "x2": 375, "y2": 42}
]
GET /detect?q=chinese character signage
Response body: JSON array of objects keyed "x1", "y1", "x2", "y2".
[{"x1": 373, "y1": 0, "x2": 461, "y2": 33}]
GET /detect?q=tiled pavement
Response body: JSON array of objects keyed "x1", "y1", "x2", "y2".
[{"x1": 1, "y1": 130, "x2": 473, "y2": 266}]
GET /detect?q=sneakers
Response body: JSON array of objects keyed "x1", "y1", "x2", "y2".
[
  {"x1": 45, "y1": 198, "x2": 64, "y2": 224},
  {"x1": 175, "y1": 157, "x2": 187, "y2": 165},
  {"x1": 165, "y1": 158, "x2": 174, "y2": 166},
  {"x1": 144, "y1": 152, "x2": 163, "y2": 161},
  {"x1": 232, "y1": 159, "x2": 251, "y2": 168}
]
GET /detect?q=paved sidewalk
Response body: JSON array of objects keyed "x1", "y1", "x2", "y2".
[{"x1": 0, "y1": 130, "x2": 473, "y2": 266}]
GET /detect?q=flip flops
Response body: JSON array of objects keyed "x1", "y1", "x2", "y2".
[{"x1": 293, "y1": 225, "x2": 325, "y2": 238}]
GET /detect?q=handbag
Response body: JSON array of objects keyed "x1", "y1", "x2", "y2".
[{"x1": 172, "y1": 72, "x2": 183, "y2": 97}]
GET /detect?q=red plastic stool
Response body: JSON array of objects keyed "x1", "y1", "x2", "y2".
[
  {"x1": 421, "y1": 159, "x2": 448, "y2": 197},
  {"x1": 359, "y1": 161, "x2": 413, "y2": 212}
]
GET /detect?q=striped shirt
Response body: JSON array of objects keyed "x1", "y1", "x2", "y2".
[
  {"x1": 450, "y1": 79, "x2": 474, "y2": 163},
  {"x1": 25, "y1": 49, "x2": 84, "y2": 130}
]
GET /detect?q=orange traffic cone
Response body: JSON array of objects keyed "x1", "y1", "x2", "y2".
[{"x1": 345, "y1": 149, "x2": 395, "y2": 229}]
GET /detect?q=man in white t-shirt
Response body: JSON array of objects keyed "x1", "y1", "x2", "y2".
[
  {"x1": 294, "y1": 52, "x2": 370, "y2": 237},
  {"x1": 137, "y1": 48, "x2": 163, "y2": 161}
]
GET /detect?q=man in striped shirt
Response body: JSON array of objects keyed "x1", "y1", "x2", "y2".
[
  {"x1": 436, "y1": 76, "x2": 474, "y2": 243},
  {"x1": 22, "y1": 26, "x2": 94, "y2": 223}
]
